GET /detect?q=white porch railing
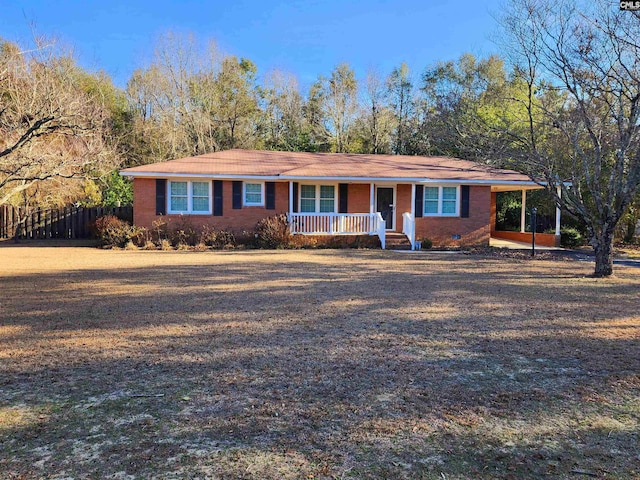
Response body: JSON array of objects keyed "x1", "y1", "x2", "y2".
[
  {"x1": 375, "y1": 212, "x2": 386, "y2": 250},
  {"x1": 288, "y1": 212, "x2": 386, "y2": 249},
  {"x1": 402, "y1": 212, "x2": 416, "y2": 251}
]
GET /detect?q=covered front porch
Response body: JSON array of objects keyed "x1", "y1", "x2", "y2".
[{"x1": 286, "y1": 181, "x2": 417, "y2": 250}]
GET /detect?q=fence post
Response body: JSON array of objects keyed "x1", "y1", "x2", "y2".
[{"x1": 72, "y1": 206, "x2": 78, "y2": 239}]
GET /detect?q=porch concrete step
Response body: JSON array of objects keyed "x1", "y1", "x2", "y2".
[{"x1": 385, "y1": 232, "x2": 412, "y2": 250}]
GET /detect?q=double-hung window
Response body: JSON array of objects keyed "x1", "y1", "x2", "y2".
[
  {"x1": 191, "y1": 182, "x2": 210, "y2": 212},
  {"x1": 300, "y1": 185, "x2": 336, "y2": 213},
  {"x1": 243, "y1": 182, "x2": 264, "y2": 206},
  {"x1": 319, "y1": 186, "x2": 335, "y2": 212},
  {"x1": 170, "y1": 181, "x2": 188, "y2": 212},
  {"x1": 423, "y1": 186, "x2": 459, "y2": 216},
  {"x1": 169, "y1": 180, "x2": 211, "y2": 214},
  {"x1": 300, "y1": 185, "x2": 316, "y2": 213}
]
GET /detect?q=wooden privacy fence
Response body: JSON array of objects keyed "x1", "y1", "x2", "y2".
[{"x1": 0, "y1": 205, "x2": 133, "y2": 240}]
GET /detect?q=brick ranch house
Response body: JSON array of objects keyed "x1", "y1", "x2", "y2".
[{"x1": 120, "y1": 149, "x2": 562, "y2": 249}]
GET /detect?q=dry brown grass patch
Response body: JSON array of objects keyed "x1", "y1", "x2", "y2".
[{"x1": 0, "y1": 246, "x2": 638, "y2": 479}]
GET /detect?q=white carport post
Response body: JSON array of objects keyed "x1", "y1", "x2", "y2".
[
  {"x1": 555, "y1": 185, "x2": 561, "y2": 235},
  {"x1": 520, "y1": 189, "x2": 527, "y2": 233}
]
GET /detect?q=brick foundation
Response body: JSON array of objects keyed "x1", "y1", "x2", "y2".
[{"x1": 492, "y1": 230, "x2": 561, "y2": 247}]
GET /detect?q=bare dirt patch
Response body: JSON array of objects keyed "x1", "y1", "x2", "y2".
[{"x1": 1, "y1": 246, "x2": 639, "y2": 479}]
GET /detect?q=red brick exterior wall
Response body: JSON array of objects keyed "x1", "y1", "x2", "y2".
[
  {"x1": 347, "y1": 184, "x2": 371, "y2": 214},
  {"x1": 133, "y1": 178, "x2": 289, "y2": 234},
  {"x1": 133, "y1": 179, "x2": 495, "y2": 247},
  {"x1": 492, "y1": 230, "x2": 560, "y2": 247},
  {"x1": 414, "y1": 186, "x2": 491, "y2": 247},
  {"x1": 395, "y1": 184, "x2": 412, "y2": 231}
]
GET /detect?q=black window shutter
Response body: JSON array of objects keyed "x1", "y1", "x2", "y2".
[
  {"x1": 461, "y1": 185, "x2": 470, "y2": 218},
  {"x1": 292, "y1": 182, "x2": 299, "y2": 213},
  {"x1": 155, "y1": 179, "x2": 166, "y2": 215},
  {"x1": 339, "y1": 183, "x2": 348, "y2": 213},
  {"x1": 415, "y1": 185, "x2": 424, "y2": 218},
  {"x1": 232, "y1": 181, "x2": 242, "y2": 209},
  {"x1": 266, "y1": 182, "x2": 276, "y2": 210},
  {"x1": 213, "y1": 180, "x2": 223, "y2": 216}
]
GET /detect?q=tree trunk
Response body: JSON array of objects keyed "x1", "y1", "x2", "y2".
[{"x1": 592, "y1": 230, "x2": 614, "y2": 277}]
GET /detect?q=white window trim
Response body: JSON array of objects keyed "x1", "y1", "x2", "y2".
[
  {"x1": 243, "y1": 181, "x2": 265, "y2": 207},
  {"x1": 423, "y1": 185, "x2": 460, "y2": 217},
  {"x1": 167, "y1": 179, "x2": 212, "y2": 215},
  {"x1": 299, "y1": 183, "x2": 338, "y2": 213}
]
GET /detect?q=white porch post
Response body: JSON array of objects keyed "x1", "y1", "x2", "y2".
[
  {"x1": 555, "y1": 185, "x2": 561, "y2": 236},
  {"x1": 411, "y1": 183, "x2": 416, "y2": 217},
  {"x1": 520, "y1": 189, "x2": 527, "y2": 233},
  {"x1": 288, "y1": 181, "x2": 293, "y2": 218},
  {"x1": 369, "y1": 183, "x2": 375, "y2": 214}
]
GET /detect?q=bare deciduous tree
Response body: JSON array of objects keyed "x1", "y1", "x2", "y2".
[
  {"x1": 387, "y1": 62, "x2": 413, "y2": 155},
  {"x1": 0, "y1": 37, "x2": 117, "y2": 206},
  {"x1": 261, "y1": 70, "x2": 307, "y2": 151},
  {"x1": 360, "y1": 69, "x2": 393, "y2": 154},
  {"x1": 501, "y1": 0, "x2": 640, "y2": 276},
  {"x1": 324, "y1": 63, "x2": 358, "y2": 153}
]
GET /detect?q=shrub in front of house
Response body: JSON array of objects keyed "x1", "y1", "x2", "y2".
[
  {"x1": 93, "y1": 215, "x2": 139, "y2": 248},
  {"x1": 254, "y1": 214, "x2": 291, "y2": 249},
  {"x1": 169, "y1": 216, "x2": 199, "y2": 248},
  {"x1": 200, "y1": 225, "x2": 236, "y2": 249},
  {"x1": 560, "y1": 227, "x2": 586, "y2": 248},
  {"x1": 151, "y1": 217, "x2": 170, "y2": 246},
  {"x1": 421, "y1": 238, "x2": 433, "y2": 250}
]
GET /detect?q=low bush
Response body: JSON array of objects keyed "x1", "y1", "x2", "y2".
[
  {"x1": 200, "y1": 225, "x2": 236, "y2": 249},
  {"x1": 560, "y1": 227, "x2": 586, "y2": 248},
  {"x1": 236, "y1": 230, "x2": 259, "y2": 248},
  {"x1": 254, "y1": 214, "x2": 291, "y2": 249},
  {"x1": 93, "y1": 215, "x2": 138, "y2": 248},
  {"x1": 169, "y1": 216, "x2": 198, "y2": 247},
  {"x1": 151, "y1": 217, "x2": 170, "y2": 245},
  {"x1": 421, "y1": 238, "x2": 433, "y2": 250},
  {"x1": 131, "y1": 227, "x2": 150, "y2": 247}
]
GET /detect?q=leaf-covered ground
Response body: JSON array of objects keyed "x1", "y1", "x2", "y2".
[{"x1": 1, "y1": 245, "x2": 639, "y2": 479}]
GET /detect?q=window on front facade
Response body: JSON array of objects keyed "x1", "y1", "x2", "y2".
[
  {"x1": 424, "y1": 187, "x2": 439, "y2": 214},
  {"x1": 244, "y1": 182, "x2": 264, "y2": 206},
  {"x1": 169, "y1": 180, "x2": 211, "y2": 214},
  {"x1": 170, "y1": 181, "x2": 188, "y2": 212},
  {"x1": 442, "y1": 187, "x2": 457, "y2": 214},
  {"x1": 300, "y1": 185, "x2": 316, "y2": 212},
  {"x1": 423, "y1": 186, "x2": 459, "y2": 216},
  {"x1": 300, "y1": 185, "x2": 336, "y2": 213},
  {"x1": 191, "y1": 182, "x2": 210, "y2": 212},
  {"x1": 319, "y1": 185, "x2": 335, "y2": 213}
]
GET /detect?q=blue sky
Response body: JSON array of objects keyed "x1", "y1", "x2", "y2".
[{"x1": 1, "y1": 0, "x2": 504, "y2": 89}]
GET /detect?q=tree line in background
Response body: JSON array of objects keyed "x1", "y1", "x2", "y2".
[
  {"x1": 1, "y1": 0, "x2": 639, "y2": 275},
  {"x1": 1, "y1": 31, "x2": 518, "y2": 208}
]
